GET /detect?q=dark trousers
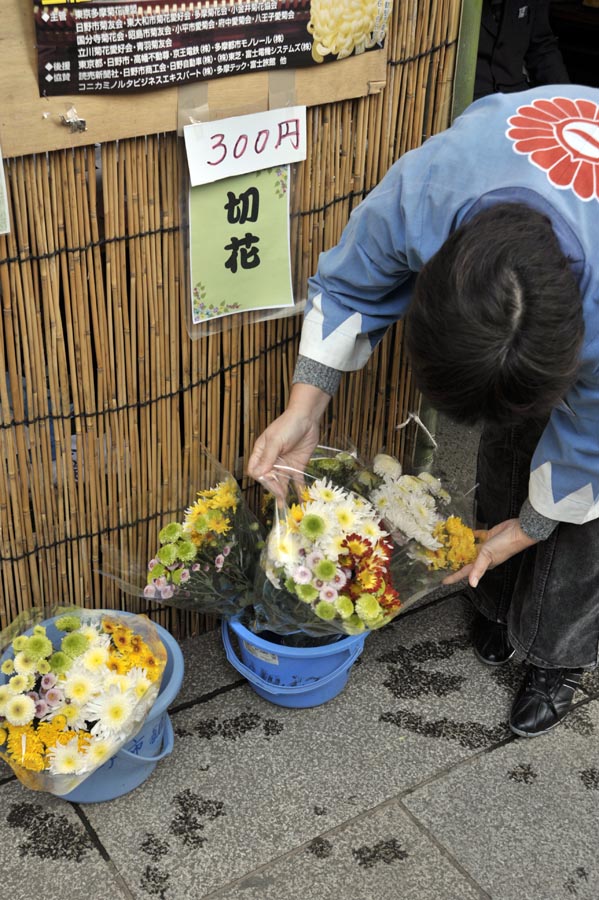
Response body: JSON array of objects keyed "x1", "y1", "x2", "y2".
[{"x1": 469, "y1": 421, "x2": 599, "y2": 670}]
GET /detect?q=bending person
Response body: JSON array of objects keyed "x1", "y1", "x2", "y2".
[{"x1": 248, "y1": 84, "x2": 599, "y2": 738}]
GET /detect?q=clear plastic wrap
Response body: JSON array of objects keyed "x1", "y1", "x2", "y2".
[
  {"x1": 0, "y1": 605, "x2": 167, "y2": 797},
  {"x1": 253, "y1": 444, "x2": 482, "y2": 632},
  {"x1": 123, "y1": 450, "x2": 265, "y2": 618},
  {"x1": 251, "y1": 463, "x2": 402, "y2": 639}
]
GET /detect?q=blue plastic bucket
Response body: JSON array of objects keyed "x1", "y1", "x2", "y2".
[
  {"x1": 222, "y1": 614, "x2": 367, "y2": 708},
  {"x1": 60, "y1": 620, "x2": 184, "y2": 803},
  {"x1": 0, "y1": 613, "x2": 184, "y2": 804}
]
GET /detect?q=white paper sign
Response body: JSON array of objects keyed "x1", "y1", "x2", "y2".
[{"x1": 184, "y1": 106, "x2": 307, "y2": 186}]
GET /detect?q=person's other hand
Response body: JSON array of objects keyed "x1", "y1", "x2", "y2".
[
  {"x1": 247, "y1": 383, "x2": 331, "y2": 499},
  {"x1": 442, "y1": 518, "x2": 538, "y2": 589}
]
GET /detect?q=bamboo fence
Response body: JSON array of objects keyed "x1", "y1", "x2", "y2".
[{"x1": 0, "y1": 0, "x2": 462, "y2": 636}]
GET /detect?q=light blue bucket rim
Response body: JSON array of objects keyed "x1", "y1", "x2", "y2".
[
  {"x1": 226, "y1": 613, "x2": 367, "y2": 657},
  {"x1": 222, "y1": 614, "x2": 368, "y2": 697}
]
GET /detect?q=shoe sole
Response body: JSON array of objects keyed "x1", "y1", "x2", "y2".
[
  {"x1": 509, "y1": 717, "x2": 563, "y2": 738},
  {"x1": 473, "y1": 647, "x2": 516, "y2": 667}
]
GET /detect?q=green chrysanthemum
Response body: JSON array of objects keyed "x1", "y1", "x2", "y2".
[
  {"x1": 335, "y1": 595, "x2": 355, "y2": 619},
  {"x1": 299, "y1": 514, "x2": 326, "y2": 540},
  {"x1": 157, "y1": 543, "x2": 178, "y2": 567},
  {"x1": 1, "y1": 659, "x2": 14, "y2": 675},
  {"x1": 55, "y1": 615, "x2": 81, "y2": 633},
  {"x1": 313, "y1": 458, "x2": 343, "y2": 474},
  {"x1": 26, "y1": 633, "x2": 53, "y2": 660},
  {"x1": 159, "y1": 522, "x2": 184, "y2": 544},
  {"x1": 171, "y1": 567, "x2": 189, "y2": 586},
  {"x1": 313, "y1": 559, "x2": 337, "y2": 581},
  {"x1": 61, "y1": 632, "x2": 89, "y2": 659},
  {"x1": 147, "y1": 563, "x2": 166, "y2": 584},
  {"x1": 343, "y1": 614, "x2": 366, "y2": 634},
  {"x1": 294, "y1": 583, "x2": 319, "y2": 603},
  {"x1": 314, "y1": 601, "x2": 337, "y2": 621},
  {"x1": 49, "y1": 650, "x2": 73, "y2": 675},
  {"x1": 12, "y1": 636, "x2": 28, "y2": 653},
  {"x1": 33, "y1": 625, "x2": 47, "y2": 636},
  {"x1": 176, "y1": 539, "x2": 197, "y2": 563},
  {"x1": 355, "y1": 594, "x2": 384, "y2": 628},
  {"x1": 37, "y1": 659, "x2": 51, "y2": 675}
]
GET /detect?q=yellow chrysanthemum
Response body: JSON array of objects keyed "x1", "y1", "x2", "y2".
[
  {"x1": 111, "y1": 627, "x2": 134, "y2": 653},
  {"x1": 206, "y1": 511, "x2": 231, "y2": 535},
  {"x1": 288, "y1": 504, "x2": 304, "y2": 524},
  {"x1": 6, "y1": 724, "x2": 46, "y2": 771},
  {"x1": 37, "y1": 721, "x2": 66, "y2": 750},
  {"x1": 356, "y1": 568, "x2": 382, "y2": 591},
  {"x1": 106, "y1": 654, "x2": 128, "y2": 675},
  {"x1": 424, "y1": 516, "x2": 478, "y2": 570}
]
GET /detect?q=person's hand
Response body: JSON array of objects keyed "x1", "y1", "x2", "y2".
[
  {"x1": 442, "y1": 518, "x2": 538, "y2": 589},
  {"x1": 247, "y1": 383, "x2": 331, "y2": 499}
]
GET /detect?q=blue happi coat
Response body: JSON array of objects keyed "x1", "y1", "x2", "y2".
[{"x1": 299, "y1": 85, "x2": 599, "y2": 525}]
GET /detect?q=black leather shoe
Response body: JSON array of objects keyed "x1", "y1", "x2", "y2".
[
  {"x1": 472, "y1": 611, "x2": 515, "y2": 666},
  {"x1": 510, "y1": 666, "x2": 584, "y2": 738}
]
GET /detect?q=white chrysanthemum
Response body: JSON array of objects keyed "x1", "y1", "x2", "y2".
[
  {"x1": 332, "y1": 501, "x2": 359, "y2": 534},
  {"x1": 81, "y1": 644, "x2": 110, "y2": 672},
  {"x1": 307, "y1": 478, "x2": 348, "y2": 505},
  {"x1": 77, "y1": 622, "x2": 104, "y2": 642},
  {"x1": 268, "y1": 526, "x2": 301, "y2": 570},
  {"x1": 416, "y1": 471, "x2": 445, "y2": 495},
  {"x1": 125, "y1": 666, "x2": 153, "y2": 700},
  {"x1": 410, "y1": 526, "x2": 442, "y2": 550},
  {"x1": 63, "y1": 669, "x2": 98, "y2": 705},
  {"x1": 85, "y1": 736, "x2": 117, "y2": 770},
  {"x1": 87, "y1": 687, "x2": 135, "y2": 735},
  {"x1": 394, "y1": 481, "x2": 435, "y2": 510},
  {"x1": 59, "y1": 701, "x2": 89, "y2": 731},
  {"x1": 320, "y1": 532, "x2": 347, "y2": 561},
  {"x1": 101, "y1": 672, "x2": 130, "y2": 692},
  {"x1": 4, "y1": 693, "x2": 36, "y2": 726},
  {"x1": 0, "y1": 684, "x2": 11, "y2": 715},
  {"x1": 361, "y1": 519, "x2": 387, "y2": 543},
  {"x1": 373, "y1": 453, "x2": 403, "y2": 480},
  {"x1": 48, "y1": 737, "x2": 85, "y2": 775},
  {"x1": 12, "y1": 650, "x2": 38, "y2": 676}
]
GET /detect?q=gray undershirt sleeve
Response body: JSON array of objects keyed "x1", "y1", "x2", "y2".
[
  {"x1": 519, "y1": 498, "x2": 559, "y2": 541},
  {"x1": 292, "y1": 354, "x2": 343, "y2": 397}
]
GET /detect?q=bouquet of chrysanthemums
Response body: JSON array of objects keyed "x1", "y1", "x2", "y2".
[
  {"x1": 0, "y1": 606, "x2": 166, "y2": 796},
  {"x1": 143, "y1": 452, "x2": 264, "y2": 618},
  {"x1": 251, "y1": 466, "x2": 401, "y2": 638},
  {"x1": 367, "y1": 452, "x2": 480, "y2": 571}
]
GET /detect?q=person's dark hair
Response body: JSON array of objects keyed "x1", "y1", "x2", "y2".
[{"x1": 405, "y1": 203, "x2": 584, "y2": 425}]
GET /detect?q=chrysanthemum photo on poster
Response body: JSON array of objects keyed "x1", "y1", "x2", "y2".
[
  {"x1": 0, "y1": 607, "x2": 166, "y2": 797},
  {"x1": 254, "y1": 471, "x2": 401, "y2": 637}
]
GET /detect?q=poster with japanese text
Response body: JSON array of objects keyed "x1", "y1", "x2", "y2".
[
  {"x1": 189, "y1": 166, "x2": 293, "y2": 324},
  {"x1": 34, "y1": 0, "x2": 393, "y2": 96}
]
